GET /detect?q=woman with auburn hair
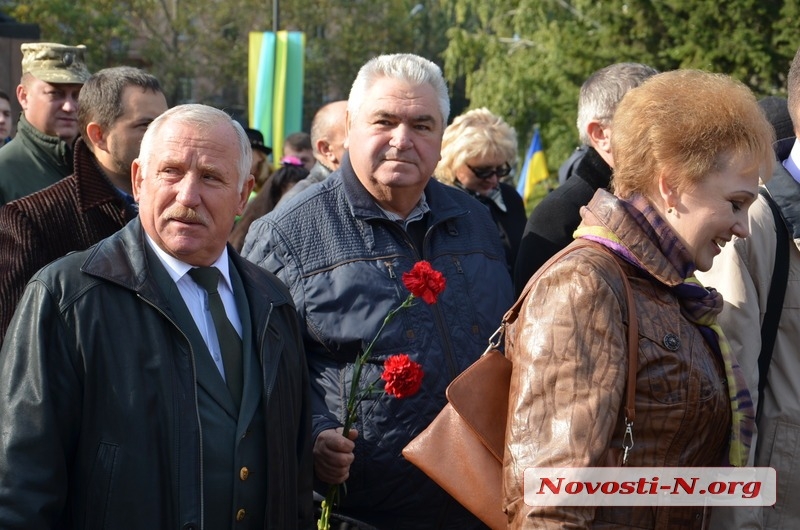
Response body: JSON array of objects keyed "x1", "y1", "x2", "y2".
[
  {"x1": 435, "y1": 107, "x2": 527, "y2": 271},
  {"x1": 503, "y1": 69, "x2": 774, "y2": 528}
]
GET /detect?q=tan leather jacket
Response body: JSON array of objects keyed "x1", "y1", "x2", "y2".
[{"x1": 503, "y1": 190, "x2": 731, "y2": 529}]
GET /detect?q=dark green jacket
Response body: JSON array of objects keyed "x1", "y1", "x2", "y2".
[{"x1": 0, "y1": 115, "x2": 73, "y2": 206}]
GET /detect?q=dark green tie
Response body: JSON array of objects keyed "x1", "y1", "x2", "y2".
[{"x1": 188, "y1": 266, "x2": 243, "y2": 409}]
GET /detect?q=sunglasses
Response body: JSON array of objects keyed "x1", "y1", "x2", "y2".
[{"x1": 467, "y1": 162, "x2": 512, "y2": 180}]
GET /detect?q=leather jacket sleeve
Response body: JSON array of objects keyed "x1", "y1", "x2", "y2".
[
  {"x1": 280, "y1": 301, "x2": 317, "y2": 529},
  {"x1": 0, "y1": 278, "x2": 81, "y2": 529},
  {"x1": 503, "y1": 253, "x2": 628, "y2": 528},
  {"x1": 242, "y1": 217, "x2": 343, "y2": 442}
]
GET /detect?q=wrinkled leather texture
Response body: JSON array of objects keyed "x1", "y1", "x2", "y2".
[
  {"x1": 503, "y1": 190, "x2": 731, "y2": 529},
  {"x1": 0, "y1": 218, "x2": 314, "y2": 529}
]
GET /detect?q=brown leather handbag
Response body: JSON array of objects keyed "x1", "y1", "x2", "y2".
[{"x1": 402, "y1": 240, "x2": 639, "y2": 530}]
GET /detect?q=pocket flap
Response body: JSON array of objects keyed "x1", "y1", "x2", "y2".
[{"x1": 445, "y1": 349, "x2": 512, "y2": 462}]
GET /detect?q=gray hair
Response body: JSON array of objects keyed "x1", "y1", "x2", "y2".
[
  {"x1": 138, "y1": 104, "x2": 252, "y2": 191},
  {"x1": 577, "y1": 62, "x2": 658, "y2": 145},
  {"x1": 347, "y1": 53, "x2": 450, "y2": 127}
]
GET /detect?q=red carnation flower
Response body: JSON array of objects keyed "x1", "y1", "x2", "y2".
[
  {"x1": 318, "y1": 262, "x2": 445, "y2": 529},
  {"x1": 402, "y1": 261, "x2": 446, "y2": 305},
  {"x1": 381, "y1": 354, "x2": 424, "y2": 399}
]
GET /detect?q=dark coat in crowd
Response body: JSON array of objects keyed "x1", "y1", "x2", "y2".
[
  {"x1": 0, "y1": 217, "x2": 314, "y2": 529},
  {"x1": 0, "y1": 137, "x2": 136, "y2": 338},
  {"x1": 458, "y1": 181, "x2": 527, "y2": 273},
  {"x1": 0, "y1": 114, "x2": 74, "y2": 206},
  {"x1": 243, "y1": 154, "x2": 513, "y2": 528},
  {"x1": 514, "y1": 146, "x2": 612, "y2": 295}
]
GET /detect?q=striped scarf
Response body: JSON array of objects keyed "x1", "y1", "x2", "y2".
[{"x1": 574, "y1": 193, "x2": 754, "y2": 467}]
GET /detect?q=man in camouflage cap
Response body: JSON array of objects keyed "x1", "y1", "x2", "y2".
[{"x1": 0, "y1": 42, "x2": 91, "y2": 206}]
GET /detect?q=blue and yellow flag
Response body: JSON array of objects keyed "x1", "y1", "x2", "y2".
[
  {"x1": 248, "y1": 31, "x2": 305, "y2": 163},
  {"x1": 516, "y1": 129, "x2": 549, "y2": 209}
]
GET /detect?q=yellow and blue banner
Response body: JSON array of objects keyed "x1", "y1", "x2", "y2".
[
  {"x1": 516, "y1": 128, "x2": 549, "y2": 210},
  {"x1": 248, "y1": 31, "x2": 305, "y2": 163}
]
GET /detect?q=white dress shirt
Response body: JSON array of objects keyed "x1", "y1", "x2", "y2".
[
  {"x1": 782, "y1": 137, "x2": 800, "y2": 183},
  {"x1": 145, "y1": 234, "x2": 242, "y2": 381}
]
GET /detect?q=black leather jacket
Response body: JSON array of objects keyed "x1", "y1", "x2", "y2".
[{"x1": 0, "y1": 218, "x2": 313, "y2": 529}]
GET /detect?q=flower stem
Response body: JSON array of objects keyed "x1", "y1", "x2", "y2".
[
  {"x1": 318, "y1": 293, "x2": 416, "y2": 529},
  {"x1": 342, "y1": 293, "x2": 414, "y2": 438}
]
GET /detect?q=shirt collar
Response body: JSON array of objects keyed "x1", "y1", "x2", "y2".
[
  {"x1": 782, "y1": 138, "x2": 800, "y2": 184},
  {"x1": 455, "y1": 181, "x2": 507, "y2": 212},
  {"x1": 375, "y1": 192, "x2": 430, "y2": 228},
  {"x1": 117, "y1": 188, "x2": 138, "y2": 212},
  {"x1": 144, "y1": 233, "x2": 233, "y2": 290}
]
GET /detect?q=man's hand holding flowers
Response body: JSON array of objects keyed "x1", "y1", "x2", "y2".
[{"x1": 316, "y1": 261, "x2": 445, "y2": 529}]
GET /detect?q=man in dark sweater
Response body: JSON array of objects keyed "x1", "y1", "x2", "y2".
[
  {"x1": 514, "y1": 62, "x2": 657, "y2": 294},
  {"x1": 0, "y1": 66, "x2": 167, "y2": 337}
]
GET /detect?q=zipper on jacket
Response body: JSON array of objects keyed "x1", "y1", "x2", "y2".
[
  {"x1": 431, "y1": 300, "x2": 458, "y2": 380},
  {"x1": 138, "y1": 294, "x2": 205, "y2": 530},
  {"x1": 384, "y1": 261, "x2": 397, "y2": 279},
  {"x1": 381, "y1": 219, "x2": 460, "y2": 380},
  {"x1": 451, "y1": 255, "x2": 464, "y2": 274}
]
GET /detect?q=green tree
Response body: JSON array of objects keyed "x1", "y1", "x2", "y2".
[
  {"x1": 2, "y1": 0, "x2": 451, "y2": 131},
  {"x1": 283, "y1": 0, "x2": 451, "y2": 130},
  {"x1": 440, "y1": 0, "x2": 796, "y2": 208},
  {"x1": 5, "y1": 0, "x2": 798, "y2": 181}
]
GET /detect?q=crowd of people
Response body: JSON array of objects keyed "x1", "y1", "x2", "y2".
[{"x1": 0, "y1": 37, "x2": 798, "y2": 530}]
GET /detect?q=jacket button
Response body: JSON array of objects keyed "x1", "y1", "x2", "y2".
[
  {"x1": 240, "y1": 466, "x2": 249, "y2": 480},
  {"x1": 663, "y1": 333, "x2": 681, "y2": 351},
  {"x1": 236, "y1": 509, "x2": 246, "y2": 522}
]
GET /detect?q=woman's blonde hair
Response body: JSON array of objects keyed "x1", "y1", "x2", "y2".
[
  {"x1": 612, "y1": 69, "x2": 774, "y2": 199},
  {"x1": 435, "y1": 108, "x2": 517, "y2": 185}
]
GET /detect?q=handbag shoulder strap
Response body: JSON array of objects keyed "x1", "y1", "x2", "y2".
[
  {"x1": 757, "y1": 188, "x2": 790, "y2": 418},
  {"x1": 505, "y1": 240, "x2": 639, "y2": 422}
]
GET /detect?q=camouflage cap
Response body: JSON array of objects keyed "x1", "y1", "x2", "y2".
[{"x1": 21, "y1": 42, "x2": 91, "y2": 84}]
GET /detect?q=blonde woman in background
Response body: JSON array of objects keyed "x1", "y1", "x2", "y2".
[{"x1": 435, "y1": 108, "x2": 527, "y2": 271}]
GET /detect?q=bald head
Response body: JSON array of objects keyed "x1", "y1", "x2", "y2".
[{"x1": 310, "y1": 100, "x2": 348, "y2": 170}]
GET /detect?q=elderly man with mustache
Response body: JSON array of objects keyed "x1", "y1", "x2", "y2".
[
  {"x1": 242, "y1": 54, "x2": 513, "y2": 528},
  {"x1": 0, "y1": 104, "x2": 313, "y2": 529}
]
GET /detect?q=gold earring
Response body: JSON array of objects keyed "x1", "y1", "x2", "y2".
[{"x1": 667, "y1": 207, "x2": 674, "y2": 214}]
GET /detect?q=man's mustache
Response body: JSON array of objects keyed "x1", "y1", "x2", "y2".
[
  {"x1": 383, "y1": 151, "x2": 417, "y2": 164},
  {"x1": 164, "y1": 206, "x2": 209, "y2": 226}
]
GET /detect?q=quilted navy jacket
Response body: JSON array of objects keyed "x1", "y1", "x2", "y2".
[{"x1": 243, "y1": 155, "x2": 514, "y2": 526}]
